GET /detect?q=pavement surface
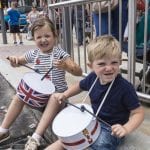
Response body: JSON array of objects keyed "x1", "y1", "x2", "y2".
[{"x1": 0, "y1": 33, "x2": 150, "y2": 149}]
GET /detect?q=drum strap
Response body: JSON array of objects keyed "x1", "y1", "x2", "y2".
[
  {"x1": 81, "y1": 76, "x2": 115, "y2": 117},
  {"x1": 82, "y1": 76, "x2": 99, "y2": 103},
  {"x1": 95, "y1": 79, "x2": 115, "y2": 117},
  {"x1": 35, "y1": 50, "x2": 54, "y2": 80}
]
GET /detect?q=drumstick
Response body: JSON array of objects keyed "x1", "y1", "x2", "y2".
[
  {"x1": 41, "y1": 67, "x2": 53, "y2": 81},
  {"x1": 65, "y1": 101, "x2": 111, "y2": 127},
  {"x1": 6, "y1": 57, "x2": 40, "y2": 73},
  {"x1": 80, "y1": 105, "x2": 111, "y2": 127},
  {"x1": 41, "y1": 56, "x2": 63, "y2": 81}
]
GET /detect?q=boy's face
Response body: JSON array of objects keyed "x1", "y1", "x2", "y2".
[
  {"x1": 34, "y1": 25, "x2": 56, "y2": 53},
  {"x1": 88, "y1": 57, "x2": 121, "y2": 84}
]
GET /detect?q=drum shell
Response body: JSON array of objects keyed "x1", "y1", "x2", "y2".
[
  {"x1": 17, "y1": 72, "x2": 55, "y2": 108},
  {"x1": 61, "y1": 119, "x2": 100, "y2": 150},
  {"x1": 52, "y1": 103, "x2": 100, "y2": 150}
]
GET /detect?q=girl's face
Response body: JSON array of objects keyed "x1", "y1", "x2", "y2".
[
  {"x1": 34, "y1": 25, "x2": 56, "y2": 53},
  {"x1": 88, "y1": 57, "x2": 121, "y2": 85}
]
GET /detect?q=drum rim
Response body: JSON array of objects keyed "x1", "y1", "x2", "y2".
[
  {"x1": 22, "y1": 72, "x2": 55, "y2": 94},
  {"x1": 52, "y1": 103, "x2": 96, "y2": 137}
]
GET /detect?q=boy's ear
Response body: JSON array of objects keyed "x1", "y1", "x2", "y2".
[
  {"x1": 120, "y1": 59, "x2": 122, "y2": 65},
  {"x1": 87, "y1": 62, "x2": 92, "y2": 69}
]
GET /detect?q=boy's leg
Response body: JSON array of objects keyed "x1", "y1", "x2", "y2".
[
  {"x1": 25, "y1": 95, "x2": 64, "y2": 149},
  {"x1": 89, "y1": 123, "x2": 122, "y2": 150},
  {"x1": 44, "y1": 140, "x2": 64, "y2": 150}
]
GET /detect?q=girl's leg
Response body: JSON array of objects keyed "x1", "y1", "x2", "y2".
[
  {"x1": 24, "y1": 95, "x2": 64, "y2": 149},
  {"x1": 34, "y1": 95, "x2": 64, "y2": 136},
  {"x1": 1, "y1": 95, "x2": 25, "y2": 129},
  {"x1": 44, "y1": 140, "x2": 64, "y2": 150}
]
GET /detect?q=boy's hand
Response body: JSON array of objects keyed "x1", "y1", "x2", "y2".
[
  {"x1": 52, "y1": 93, "x2": 67, "y2": 104},
  {"x1": 7, "y1": 56, "x2": 20, "y2": 67},
  {"x1": 111, "y1": 124, "x2": 128, "y2": 138}
]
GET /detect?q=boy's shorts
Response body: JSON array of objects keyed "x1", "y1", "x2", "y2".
[{"x1": 10, "y1": 25, "x2": 20, "y2": 33}]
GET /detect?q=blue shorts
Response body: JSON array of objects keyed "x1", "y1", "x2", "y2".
[{"x1": 88, "y1": 122, "x2": 124, "y2": 150}]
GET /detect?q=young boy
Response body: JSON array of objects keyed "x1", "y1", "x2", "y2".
[{"x1": 45, "y1": 35, "x2": 144, "y2": 150}]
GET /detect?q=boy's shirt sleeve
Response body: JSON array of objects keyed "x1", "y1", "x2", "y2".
[
  {"x1": 123, "y1": 85, "x2": 141, "y2": 110},
  {"x1": 80, "y1": 72, "x2": 97, "y2": 91}
]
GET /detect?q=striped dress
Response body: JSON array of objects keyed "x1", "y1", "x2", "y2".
[{"x1": 24, "y1": 46, "x2": 70, "y2": 92}]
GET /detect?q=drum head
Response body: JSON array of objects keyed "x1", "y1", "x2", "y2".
[
  {"x1": 22, "y1": 72, "x2": 55, "y2": 94},
  {"x1": 52, "y1": 103, "x2": 94, "y2": 137}
]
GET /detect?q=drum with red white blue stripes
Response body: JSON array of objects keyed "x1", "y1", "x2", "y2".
[{"x1": 17, "y1": 72, "x2": 55, "y2": 108}]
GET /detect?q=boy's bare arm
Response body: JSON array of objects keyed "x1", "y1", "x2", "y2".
[
  {"x1": 52, "y1": 83, "x2": 82, "y2": 104},
  {"x1": 123, "y1": 106, "x2": 144, "y2": 134},
  {"x1": 111, "y1": 106, "x2": 144, "y2": 138}
]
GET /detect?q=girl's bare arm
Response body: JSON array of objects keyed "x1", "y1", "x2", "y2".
[
  {"x1": 7, "y1": 55, "x2": 27, "y2": 67},
  {"x1": 53, "y1": 57, "x2": 82, "y2": 76}
]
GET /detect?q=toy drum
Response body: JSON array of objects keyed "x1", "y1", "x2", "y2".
[
  {"x1": 52, "y1": 103, "x2": 100, "y2": 150},
  {"x1": 17, "y1": 72, "x2": 55, "y2": 108}
]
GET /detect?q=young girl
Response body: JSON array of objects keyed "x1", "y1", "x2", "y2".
[
  {"x1": 45, "y1": 35, "x2": 144, "y2": 150},
  {"x1": 0, "y1": 17, "x2": 82, "y2": 150}
]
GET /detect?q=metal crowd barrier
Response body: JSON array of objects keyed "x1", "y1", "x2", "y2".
[{"x1": 48, "y1": 0, "x2": 150, "y2": 103}]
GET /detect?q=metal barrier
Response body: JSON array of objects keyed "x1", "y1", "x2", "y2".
[{"x1": 48, "y1": 0, "x2": 150, "y2": 103}]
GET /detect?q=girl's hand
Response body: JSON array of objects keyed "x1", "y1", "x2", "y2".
[
  {"x1": 111, "y1": 124, "x2": 128, "y2": 138},
  {"x1": 53, "y1": 57, "x2": 82, "y2": 76},
  {"x1": 53, "y1": 59, "x2": 66, "y2": 70},
  {"x1": 7, "y1": 56, "x2": 20, "y2": 67}
]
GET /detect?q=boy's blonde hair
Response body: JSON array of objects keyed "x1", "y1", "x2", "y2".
[{"x1": 87, "y1": 35, "x2": 121, "y2": 63}]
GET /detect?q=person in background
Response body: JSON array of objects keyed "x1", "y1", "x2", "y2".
[
  {"x1": 8, "y1": 0, "x2": 12, "y2": 8},
  {"x1": 93, "y1": 0, "x2": 128, "y2": 41},
  {"x1": 45, "y1": 35, "x2": 144, "y2": 150},
  {"x1": 26, "y1": 4, "x2": 40, "y2": 40},
  {"x1": 0, "y1": 17, "x2": 82, "y2": 150},
  {"x1": 7, "y1": 1, "x2": 23, "y2": 45},
  {"x1": 72, "y1": 4, "x2": 89, "y2": 46}
]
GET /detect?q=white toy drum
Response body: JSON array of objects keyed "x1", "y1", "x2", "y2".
[
  {"x1": 52, "y1": 103, "x2": 100, "y2": 150},
  {"x1": 17, "y1": 72, "x2": 55, "y2": 108}
]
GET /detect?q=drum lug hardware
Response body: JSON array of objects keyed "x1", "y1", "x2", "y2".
[{"x1": 82, "y1": 129, "x2": 93, "y2": 144}]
